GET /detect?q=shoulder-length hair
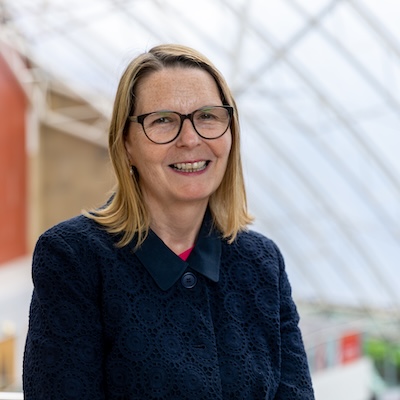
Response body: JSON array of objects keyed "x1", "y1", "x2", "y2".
[{"x1": 86, "y1": 43, "x2": 253, "y2": 248}]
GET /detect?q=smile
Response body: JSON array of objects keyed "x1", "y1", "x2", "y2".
[{"x1": 170, "y1": 161, "x2": 209, "y2": 172}]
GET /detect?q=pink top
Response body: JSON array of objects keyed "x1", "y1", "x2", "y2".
[{"x1": 178, "y1": 246, "x2": 194, "y2": 261}]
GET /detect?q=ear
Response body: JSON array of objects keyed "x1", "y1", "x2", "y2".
[
  {"x1": 126, "y1": 154, "x2": 135, "y2": 168},
  {"x1": 124, "y1": 139, "x2": 134, "y2": 166}
]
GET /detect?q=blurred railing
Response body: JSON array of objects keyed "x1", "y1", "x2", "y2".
[
  {"x1": 0, "y1": 336, "x2": 15, "y2": 390},
  {"x1": 0, "y1": 394, "x2": 23, "y2": 400}
]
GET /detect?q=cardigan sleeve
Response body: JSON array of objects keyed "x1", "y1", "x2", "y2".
[
  {"x1": 273, "y1": 244, "x2": 315, "y2": 399},
  {"x1": 23, "y1": 228, "x2": 105, "y2": 399}
]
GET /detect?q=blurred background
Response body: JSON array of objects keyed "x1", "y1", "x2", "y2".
[{"x1": 0, "y1": 0, "x2": 399, "y2": 399}]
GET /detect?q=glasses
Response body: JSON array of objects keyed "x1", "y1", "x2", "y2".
[{"x1": 128, "y1": 105, "x2": 233, "y2": 144}]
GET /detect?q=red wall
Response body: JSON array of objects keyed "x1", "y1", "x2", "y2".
[{"x1": 0, "y1": 51, "x2": 27, "y2": 264}]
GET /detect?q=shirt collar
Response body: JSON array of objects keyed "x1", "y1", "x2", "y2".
[{"x1": 134, "y1": 211, "x2": 221, "y2": 291}]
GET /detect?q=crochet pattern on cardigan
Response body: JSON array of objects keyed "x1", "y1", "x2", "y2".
[{"x1": 23, "y1": 214, "x2": 314, "y2": 399}]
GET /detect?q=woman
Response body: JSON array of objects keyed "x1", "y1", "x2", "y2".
[{"x1": 23, "y1": 44, "x2": 314, "y2": 399}]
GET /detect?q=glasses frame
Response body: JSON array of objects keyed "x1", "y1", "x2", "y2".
[{"x1": 128, "y1": 105, "x2": 233, "y2": 144}]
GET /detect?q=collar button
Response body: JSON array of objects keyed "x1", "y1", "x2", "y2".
[{"x1": 181, "y1": 272, "x2": 197, "y2": 289}]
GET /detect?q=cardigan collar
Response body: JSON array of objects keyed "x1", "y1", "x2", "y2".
[{"x1": 134, "y1": 211, "x2": 221, "y2": 291}]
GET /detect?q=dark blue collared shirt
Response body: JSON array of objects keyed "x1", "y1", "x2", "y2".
[
  {"x1": 135, "y1": 211, "x2": 220, "y2": 290},
  {"x1": 23, "y1": 212, "x2": 314, "y2": 399}
]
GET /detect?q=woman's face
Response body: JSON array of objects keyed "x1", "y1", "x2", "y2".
[{"x1": 125, "y1": 67, "x2": 232, "y2": 213}]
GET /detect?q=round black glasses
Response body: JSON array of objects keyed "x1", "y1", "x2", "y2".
[{"x1": 128, "y1": 105, "x2": 233, "y2": 144}]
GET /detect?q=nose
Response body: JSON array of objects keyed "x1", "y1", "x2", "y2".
[{"x1": 176, "y1": 117, "x2": 201, "y2": 147}]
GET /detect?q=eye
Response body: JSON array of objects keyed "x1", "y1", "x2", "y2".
[
  {"x1": 199, "y1": 111, "x2": 215, "y2": 120},
  {"x1": 197, "y1": 109, "x2": 218, "y2": 121},
  {"x1": 148, "y1": 112, "x2": 175, "y2": 126},
  {"x1": 195, "y1": 107, "x2": 226, "y2": 123}
]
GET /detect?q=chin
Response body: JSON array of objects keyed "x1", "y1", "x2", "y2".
[{"x1": 177, "y1": 192, "x2": 213, "y2": 204}]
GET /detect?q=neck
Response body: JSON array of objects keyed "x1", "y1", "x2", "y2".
[{"x1": 148, "y1": 202, "x2": 208, "y2": 255}]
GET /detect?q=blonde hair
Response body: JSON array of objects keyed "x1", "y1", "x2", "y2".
[{"x1": 87, "y1": 44, "x2": 253, "y2": 248}]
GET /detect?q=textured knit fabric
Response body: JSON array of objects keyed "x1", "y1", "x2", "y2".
[{"x1": 23, "y1": 213, "x2": 314, "y2": 399}]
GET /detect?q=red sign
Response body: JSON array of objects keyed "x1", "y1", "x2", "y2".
[{"x1": 340, "y1": 332, "x2": 361, "y2": 364}]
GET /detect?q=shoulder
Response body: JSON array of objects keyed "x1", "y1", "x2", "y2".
[
  {"x1": 41, "y1": 214, "x2": 100, "y2": 236},
  {"x1": 32, "y1": 215, "x2": 118, "y2": 287},
  {"x1": 35, "y1": 214, "x2": 116, "y2": 258},
  {"x1": 229, "y1": 229, "x2": 281, "y2": 258},
  {"x1": 220, "y1": 229, "x2": 286, "y2": 278}
]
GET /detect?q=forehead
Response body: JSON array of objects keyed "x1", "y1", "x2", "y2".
[{"x1": 134, "y1": 67, "x2": 221, "y2": 112}]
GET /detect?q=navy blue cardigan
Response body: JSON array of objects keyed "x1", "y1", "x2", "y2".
[{"x1": 23, "y1": 213, "x2": 314, "y2": 399}]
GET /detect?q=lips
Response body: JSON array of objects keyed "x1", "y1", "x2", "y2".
[{"x1": 170, "y1": 160, "x2": 209, "y2": 172}]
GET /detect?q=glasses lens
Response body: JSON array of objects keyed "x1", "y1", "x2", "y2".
[
  {"x1": 193, "y1": 107, "x2": 230, "y2": 138},
  {"x1": 143, "y1": 111, "x2": 180, "y2": 143}
]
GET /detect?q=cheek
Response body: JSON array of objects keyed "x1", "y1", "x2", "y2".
[
  {"x1": 220, "y1": 133, "x2": 233, "y2": 175},
  {"x1": 126, "y1": 139, "x2": 166, "y2": 173},
  {"x1": 221, "y1": 131, "x2": 233, "y2": 160}
]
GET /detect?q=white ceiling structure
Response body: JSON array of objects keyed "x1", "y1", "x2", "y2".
[{"x1": 1, "y1": 0, "x2": 400, "y2": 326}]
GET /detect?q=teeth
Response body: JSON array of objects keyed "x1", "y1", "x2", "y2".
[{"x1": 173, "y1": 161, "x2": 207, "y2": 172}]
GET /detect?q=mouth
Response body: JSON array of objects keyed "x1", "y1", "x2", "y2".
[{"x1": 170, "y1": 160, "x2": 210, "y2": 173}]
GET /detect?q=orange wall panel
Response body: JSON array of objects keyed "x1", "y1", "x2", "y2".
[{"x1": 0, "y1": 53, "x2": 27, "y2": 264}]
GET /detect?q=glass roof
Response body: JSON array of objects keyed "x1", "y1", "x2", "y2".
[{"x1": 1, "y1": 0, "x2": 400, "y2": 314}]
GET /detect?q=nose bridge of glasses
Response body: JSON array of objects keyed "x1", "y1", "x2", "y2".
[{"x1": 179, "y1": 112, "x2": 197, "y2": 133}]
